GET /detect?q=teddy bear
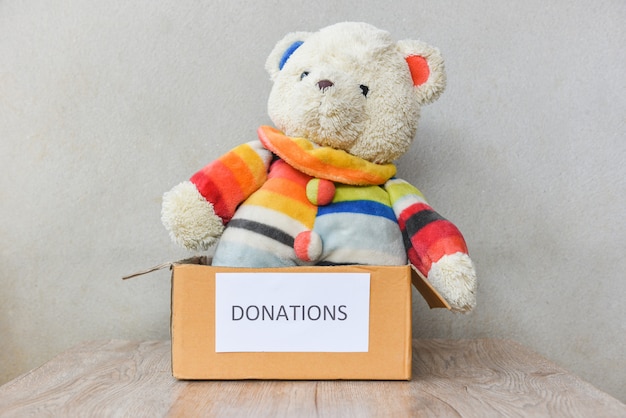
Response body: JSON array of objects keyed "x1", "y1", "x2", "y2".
[{"x1": 162, "y1": 22, "x2": 476, "y2": 312}]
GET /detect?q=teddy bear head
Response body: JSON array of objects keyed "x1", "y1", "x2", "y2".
[{"x1": 265, "y1": 22, "x2": 446, "y2": 165}]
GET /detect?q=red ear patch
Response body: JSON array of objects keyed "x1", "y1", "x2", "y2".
[{"x1": 406, "y1": 55, "x2": 430, "y2": 86}]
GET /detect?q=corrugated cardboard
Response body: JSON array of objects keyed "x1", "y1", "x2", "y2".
[{"x1": 170, "y1": 264, "x2": 415, "y2": 380}]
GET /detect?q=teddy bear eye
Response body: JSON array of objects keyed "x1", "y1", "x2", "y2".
[
  {"x1": 300, "y1": 71, "x2": 310, "y2": 80},
  {"x1": 360, "y1": 84, "x2": 369, "y2": 97}
]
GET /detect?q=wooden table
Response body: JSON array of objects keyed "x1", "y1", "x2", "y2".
[{"x1": 0, "y1": 339, "x2": 624, "y2": 417}]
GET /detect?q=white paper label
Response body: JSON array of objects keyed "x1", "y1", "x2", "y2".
[{"x1": 215, "y1": 272, "x2": 370, "y2": 353}]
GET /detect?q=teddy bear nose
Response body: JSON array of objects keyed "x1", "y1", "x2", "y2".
[{"x1": 317, "y1": 79, "x2": 334, "y2": 91}]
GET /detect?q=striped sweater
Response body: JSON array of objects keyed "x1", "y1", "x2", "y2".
[{"x1": 190, "y1": 125, "x2": 469, "y2": 278}]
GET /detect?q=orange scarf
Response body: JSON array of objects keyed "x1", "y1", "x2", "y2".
[{"x1": 257, "y1": 126, "x2": 396, "y2": 186}]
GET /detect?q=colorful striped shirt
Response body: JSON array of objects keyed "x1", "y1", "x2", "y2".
[{"x1": 189, "y1": 126, "x2": 469, "y2": 278}]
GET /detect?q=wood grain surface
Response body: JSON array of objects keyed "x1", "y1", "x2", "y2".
[{"x1": 0, "y1": 339, "x2": 624, "y2": 417}]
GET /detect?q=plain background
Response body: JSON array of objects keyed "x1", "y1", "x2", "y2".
[{"x1": 1, "y1": 0, "x2": 624, "y2": 401}]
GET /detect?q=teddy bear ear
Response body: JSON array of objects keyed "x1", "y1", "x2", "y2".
[
  {"x1": 265, "y1": 31, "x2": 313, "y2": 81},
  {"x1": 397, "y1": 40, "x2": 447, "y2": 105}
]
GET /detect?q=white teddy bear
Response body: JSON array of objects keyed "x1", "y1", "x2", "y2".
[{"x1": 162, "y1": 22, "x2": 477, "y2": 312}]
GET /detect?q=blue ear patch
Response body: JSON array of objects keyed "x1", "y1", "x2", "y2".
[{"x1": 279, "y1": 41, "x2": 304, "y2": 70}]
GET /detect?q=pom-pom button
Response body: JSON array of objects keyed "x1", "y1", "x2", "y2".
[
  {"x1": 306, "y1": 178, "x2": 335, "y2": 206},
  {"x1": 294, "y1": 230, "x2": 323, "y2": 262}
]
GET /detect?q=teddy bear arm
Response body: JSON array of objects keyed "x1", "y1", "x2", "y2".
[
  {"x1": 189, "y1": 140, "x2": 273, "y2": 223},
  {"x1": 162, "y1": 140, "x2": 273, "y2": 251},
  {"x1": 384, "y1": 179, "x2": 477, "y2": 312},
  {"x1": 161, "y1": 181, "x2": 224, "y2": 251}
]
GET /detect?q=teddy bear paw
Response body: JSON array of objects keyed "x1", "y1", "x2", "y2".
[
  {"x1": 161, "y1": 181, "x2": 224, "y2": 251},
  {"x1": 428, "y1": 253, "x2": 477, "y2": 313}
]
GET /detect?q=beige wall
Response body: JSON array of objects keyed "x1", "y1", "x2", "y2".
[{"x1": 1, "y1": 0, "x2": 624, "y2": 401}]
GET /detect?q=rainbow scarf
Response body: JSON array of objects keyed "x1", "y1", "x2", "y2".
[{"x1": 257, "y1": 126, "x2": 396, "y2": 186}]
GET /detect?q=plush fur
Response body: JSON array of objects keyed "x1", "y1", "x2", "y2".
[
  {"x1": 161, "y1": 180, "x2": 224, "y2": 250},
  {"x1": 161, "y1": 22, "x2": 477, "y2": 312},
  {"x1": 266, "y1": 23, "x2": 445, "y2": 164}
]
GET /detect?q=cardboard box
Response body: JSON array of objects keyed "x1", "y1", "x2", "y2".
[{"x1": 170, "y1": 263, "x2": 418, "y2": 380}]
